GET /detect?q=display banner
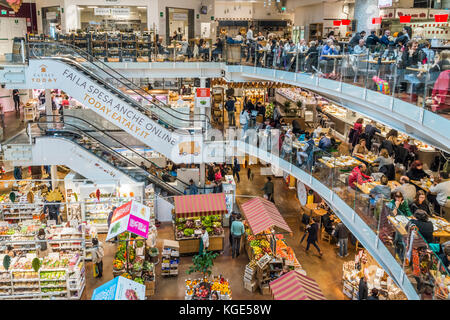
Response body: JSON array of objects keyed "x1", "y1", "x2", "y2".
[
  {"x1": 111, "y1": 8, "x2": 130, "y2": 16},
  {"x1": 195, "y1": 87, "x2": 211, "y2": 109},
  {"x1": 106, "y1": 200, "x2": 151, "y2": 240},
  {"x1": 92, "y1": 276, "x2": 145, "y2": 300},
  {"x1": 23, "y1": 59, "x2": 204, "y2": 163},
  {"x1": 94, "y1": 8, "x2": 111, "y2": 15}
]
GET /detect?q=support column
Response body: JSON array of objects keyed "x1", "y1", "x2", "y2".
[
  {"x1": 354, "y1": 0, "x2": 380, "y2": 33},
  {"x1": 45, "y1": 89, "x2": 52, "y2": 117},
  {"x1": 50, "y1": 165, "x2": 58, "y2": 190},
  {"x1": 199, "y1": 163, "x2": 205, "y2": 190}
]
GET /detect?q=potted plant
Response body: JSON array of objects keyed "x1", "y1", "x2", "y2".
[
  {"x1": 283, "y1": 100, "x2": 291, "y2": 112},
  {"x1": 296, "y1": 100, "x2": 303, "y2": 109},
  {"x1": 187, "y1": 251, "x2": 218, "y2": 277}
]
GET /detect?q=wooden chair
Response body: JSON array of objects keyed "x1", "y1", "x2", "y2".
[
  {"x1": 321, "y1": 226, "x2": 332, "y2": 243},
  {"x1": 355, "y1": 240, "x2": 364, "y2": 251}
]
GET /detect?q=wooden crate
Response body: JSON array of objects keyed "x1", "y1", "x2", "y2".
[{"x1": 178, "y1": 236, "x2": 224, "y2": 255}]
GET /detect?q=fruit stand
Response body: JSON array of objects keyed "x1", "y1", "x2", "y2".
[
  {"x1": 185, "y1": 276, "x2": 232, "y2": 300},
  {"x1": 173, "y1": 193, "x2": 227, "y2": 255},
  {"x1": 240, "y1": 197, "x2": 304, "y2": 295}
]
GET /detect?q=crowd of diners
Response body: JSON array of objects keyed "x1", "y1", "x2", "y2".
[{"x1": 155, "y1": 26, "x2": 449, "y2": 108}]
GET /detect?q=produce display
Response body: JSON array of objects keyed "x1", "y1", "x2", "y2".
[
  {"x1": 0, "y1": 253, "x2": 84, "y2": 300},
  {"x1": 185, "y1": 276, "x2": 231, "y2": 300},
  {"x1": 175, "y1": 215, "x2": 223, "y2": 240}
]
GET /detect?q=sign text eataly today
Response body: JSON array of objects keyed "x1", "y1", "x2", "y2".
[{"x1": 62, "y1": 69, "x2": 176, "y2": 146}]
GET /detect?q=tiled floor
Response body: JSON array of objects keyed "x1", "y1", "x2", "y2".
[{"x1": 83, "y1": 164, "x2": 355, "y2": 300}]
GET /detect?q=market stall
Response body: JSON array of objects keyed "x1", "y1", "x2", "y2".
[
  {"x1": 108, "y1": 201, "x2": 157, "y2": 298},
  {"x1": 240, "y1": 197, "x2": 303, "y2": 295},
  {"x1": 269, "y1": 270, "x2": 326, "y2": 300},
  {"x1": 185, "y1": 275, "x2": 232, "y2": 300},
  {"x1": 342, "y1": 249, "x2": 407, "y2": 300},
  {"x1": 173, "y1": 193, "x2": 226, "y2": 255}
]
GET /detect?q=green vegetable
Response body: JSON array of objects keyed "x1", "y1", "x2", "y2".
[
  {"x1": 136, "y1": 240, "x2": 144, "y2": 248},
  {"x1": 3, "y1": 255, "x2": 11, "y2": 271},
  {"x1": 32, "y1": 258, "x2": 41, "y2": 272},
  {"x1": 206, "y1": 227, "x2": 213, "y2": 234},
  {"x1": 134, "y1": 277, "x2": 144, "y2": 284},
  {"x1": 184, "y1": 228, "x2": 194, "y2": 236}
]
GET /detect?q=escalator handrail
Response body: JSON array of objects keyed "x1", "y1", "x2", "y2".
[
  {"x1": 31, "y1": 120, "x2": 184, "y2": 195},
  {"x1": 38, "y1": 114, "x2": 172, "y2": 177},
  {"x1": 27, "y1": 41, "x2": 211, "y2": 130},
  {"x1": 34, "y1": 116, "x2": 215, "y2": 193},
  {"x1": 28, "y1": 45, "x2": 198, "y2": 133}
]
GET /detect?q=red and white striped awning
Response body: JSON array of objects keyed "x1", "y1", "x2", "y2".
[
  {"x1": 269, "y1": 270, "x2": 326, "y2": 300},
  {"x1": 240, "y1": 197, "x2": 292, "y2": 235},
  {"x1": 174, "y1": 193, "x2": 227, "y2": 218}
]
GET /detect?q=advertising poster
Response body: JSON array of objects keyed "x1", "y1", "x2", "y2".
[
  {"x1": 92, "y1": 276, "x2": 145, "y2": 300},
  {"x1": 106, "y1": 200, "x2": 151, "y2": 240}
]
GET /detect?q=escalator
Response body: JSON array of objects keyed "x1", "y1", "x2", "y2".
[
  {"x1": 30, "y1": 115, "x2": 191, "y2": 196},
  {"x1": 26, "y1": 42, "x2": 209, "y2": 163}
]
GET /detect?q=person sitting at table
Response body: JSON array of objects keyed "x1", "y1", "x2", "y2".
[
  {"x1": 349, "y1": 31, "x2": 366, "y2": 52},
  {"x1": 318, "y1": 132, "x2": 332, "y2": 152},
  {"x1": 428, "y1": 171, "x2": 450, "y2": 214},
  {"x1": 352, "y1": 138, "x2": 369, "y2": 156},
  {"x1": 381, "y1": 129, "x2": 400, "y2": 157},
  {"x1": 211, "y1": 38, "x2": 223, "y2": 62},
  {"x1": 439, "y1": 244, "x2": 450, "y2": 273},
  {"x1": 389, "y1": 191, "x2": 412, "y2": 216},
  {"x1": 319, "y1": 39, "x2": 339, "y2": 74},
  {"x1": 406, "y1": 209, "x2": 434, "y2": 243},
  {"x1": 313, "y1": 124, "x2": 323, "y2": 138},
  {"x1": 401, "y1": 40, "x2": 427, "y2": 102},
  {"x1": 370, "y1": 174, "x2": 391, "y2": 200},
  {"x1": 403, "y1": 138, "x2": 418, "y2": 155},
  {"x1": 349, "y1": 163, "x2": 372, "y2": 189},
  {"x1": 297, "y1": 132, "x2": 316, "y2": 168},
  {"x1": 281, "y1": 129, "x2": 294, "y2": 159},
  {"x1": 157, "y1": 37, "x2": 169, "y2": 55},
  {"x1": 321, "y1": 212, "x2": 335, "y2": 236},
  {"x1": 353, "y1": 39, "x2": 368, "y2": 55},
  {"x1": 382, "y1": 42, "x2": 398, "y2": 60},
  {"x1": 179, "y1": 37, "x2": 190, "y2": 59},
  {"x1": 410, "y1": 190, "x2": 432, "y2": 217},
  {"x1": 380, "y1": 30, "x2": 392, "y2": 47},
  {"x1": 364, "y1": 120, "x2": 381, "y2": 151},
  {"x1": 304, "y1": 41, "x2": 319, "y2": 73},
  {"x1": 406, "y1": 160, "x2": 429, "y2": 181},
  {"x1": 365, "y1": 30, "x2": 380, "y2": 51},
  {"x1": 393, "y1": 176, "x2": 417, "y2": 204},
  {"x1": 373, "y1": 148, "x2": 394, "y2": 171}
]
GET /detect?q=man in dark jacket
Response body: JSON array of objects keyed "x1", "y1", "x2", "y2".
[
  {"x1": 407, "y1": 209, "x2": 434, "y2": 243},
  {"x1": 379, "y1": 30, "x2": 391, "y2": 46},
  {"x1": 262, "y1": 177, "x2": 274, "y2": 203},
  {"x1": 365, "y1": 30, "x2": 380, "y2": 50},
  {"x1": 358, "y1": 275, "x2": 369, "y2": 300},
  {"x1": 232, "y1": 157, "x2": 240, "y2": 183},
  {"x1": 335, "y1": 222, "x2": 349, "y2": 257},
  {"x1": 349, "y1": 31, "x2": 366, "y2": 50},
  {"x1": 225, "y1": 96, "x2": 236, "y2": 127},
  {"x1": 364, "y1": 120, "x2": 381, "y2": 150},
  {"x1": 305, "y1": 217, "x2": 323, "y2": 256}
]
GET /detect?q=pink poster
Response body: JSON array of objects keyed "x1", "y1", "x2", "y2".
[{"x1": 127, "y1": 214, "x2": 149, "y2": 238}]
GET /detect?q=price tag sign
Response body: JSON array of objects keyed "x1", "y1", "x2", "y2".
[{"x1": 256, "y1": 253, "x2": 271, "y2": 269}]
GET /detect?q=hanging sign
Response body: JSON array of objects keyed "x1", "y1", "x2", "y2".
[
  {"x1": 372, "y1": 17, "x2": 382, "y2": 24},
  {"x1": 341, "y1": 19, "x2": 351, "y2": 25},
  {"x1": 396, "y1": 9, "x2": 428, "y2": 20},
  {"x1": 333, "y1": 20, "x2": 341, "y2": 26},
  {"x1": 399, "y1": 15, "x2": 411, "y2": 23},
  {"x1": 195, "y1": 88, "x2": 211, "y2": 109},
  {"x1": 106, "y1": 200, "x2": 151, "y2": 241},
  {"x1": 172, "y1": 13, "x2": 187, "y2": 21},
  {"x1": 111, "y1": 8, "x2": 130, "y2": 16},
  {"x1": 94, "y1": 8, "x2": 111, "y2": 15},
  {"x1": 435, "y1": 14, "x2": 448, "y2": 22},
  {"x1": 46, "y1": 12, "x2": 57, "y2": 20}
]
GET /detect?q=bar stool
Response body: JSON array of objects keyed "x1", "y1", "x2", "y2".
[
  {"x1": 355, "y1": 240, "x2": 364, "y2": 252},
  {"x1": 321, "y1": 226, "x2": 332, "y2": 243}
]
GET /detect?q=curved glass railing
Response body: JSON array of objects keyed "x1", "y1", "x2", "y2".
[
  {"x1": 226, "y1": 126, "x2": 448, "y2": 299},
  {"x1": 27, "y1": 42, "x2": 210, "y2": 132}
]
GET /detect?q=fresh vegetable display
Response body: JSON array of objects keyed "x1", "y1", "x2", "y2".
[
  {"x1": 133, "y1": 277, "x2": 144, "y2": 285},
  {"x1": 183, "y1": 228, "x2": 194, "y2": 237},
  {"x1": 175, "y1": 215, "x2": 223, "y2": 239},
  {"x1": 120, "y1": 273, "x2": 133, "y2": 280},
  {"x1": 185, "y1": 277, "x2": 232, "y2": 300},
  {"x1": 113, "y1": 259, "x2": 124, "y2": 270}
]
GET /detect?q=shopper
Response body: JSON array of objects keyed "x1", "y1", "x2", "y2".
[
  {"x1": 262, "y1": 176, "x2": 274, "y2": 203},
  {"x1": 409, "y1": 190, "x2": 432, "y2": 216},
  {"x1": 380, "y1": 30, "x2": 391, "y2": 46},
  {"x1": 231, "y1": 214, "x2": 245, "y2": 258},
  {"x1": 393, "y1": 176, "x2": 417, "y2": 204},
  {"x1": 406, "y1": 160, "x2": 429, "y2": 181},
  {"x1": 428, "y1": 171, "x2": 450, "y2": 214},
  {"x1": 229, "y1": 212, "x2": 237, "y2": 247},
  {"x1": 225, "y1": 96, "x2": 237, "y2": 127},
  {"x1": 188, "y1": 179, "x2": 199, "y2": 195},
  {"x1": 318, "y1": 132, "x2": 332, "y2": 152},
  {"x1": 201, "y1": 227, "x2": 209, "y2": 253},
  {"x1": 246, "y1": 25, "x2": 256, "y2": 62},
  {"x1": 367, "y1": 288, "x2": 380, "y2": 300},
  {"x1": 232, "y1": 157, "x2": 240, "y2": 183},
  {"x1": 353, "y1": 39, "x2": 368, "y2": 55},
  {"x1": 239, "y1": 108, "x2": 250, "y2": 138},
  {"x1": 12, "y1": 89, "x2": 20, "y2": 115},
  {"x1": 305, "y1": 217, "x2": 323, "y2": 256},
  {"x1": 334, "y1": 222, "x2": 349, "y2": 258},
  {"x1": 358, "y1": 275, "x2": 369, "y2": 300},
  {"x1": 364, "y1": 120, "x2": 381, "y2": 151},
  {"x1": 91, "y1": 238, "x2": 104, "y2": 278},
  {"x1": 36, "y1": 228, "x2": 49, "y2": 258},
  {"x1": 406, "y1": 209, "x2": 434, "y2": 243},
  {"x1": 349, "y1": 31, "x2": 367, "y2": 50},
  {"x1": 365, "y1": 30, "x2": 380, "y2": 49},
  {"x1": 6, "y1": 245, "x2": 16, "y2": 258},
  {"x1": 107, "y1": 206, "x2": 117, "y2": 229},
  {"x1": 247, "y1": 165, "x2": 253, "y2": 181}
]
